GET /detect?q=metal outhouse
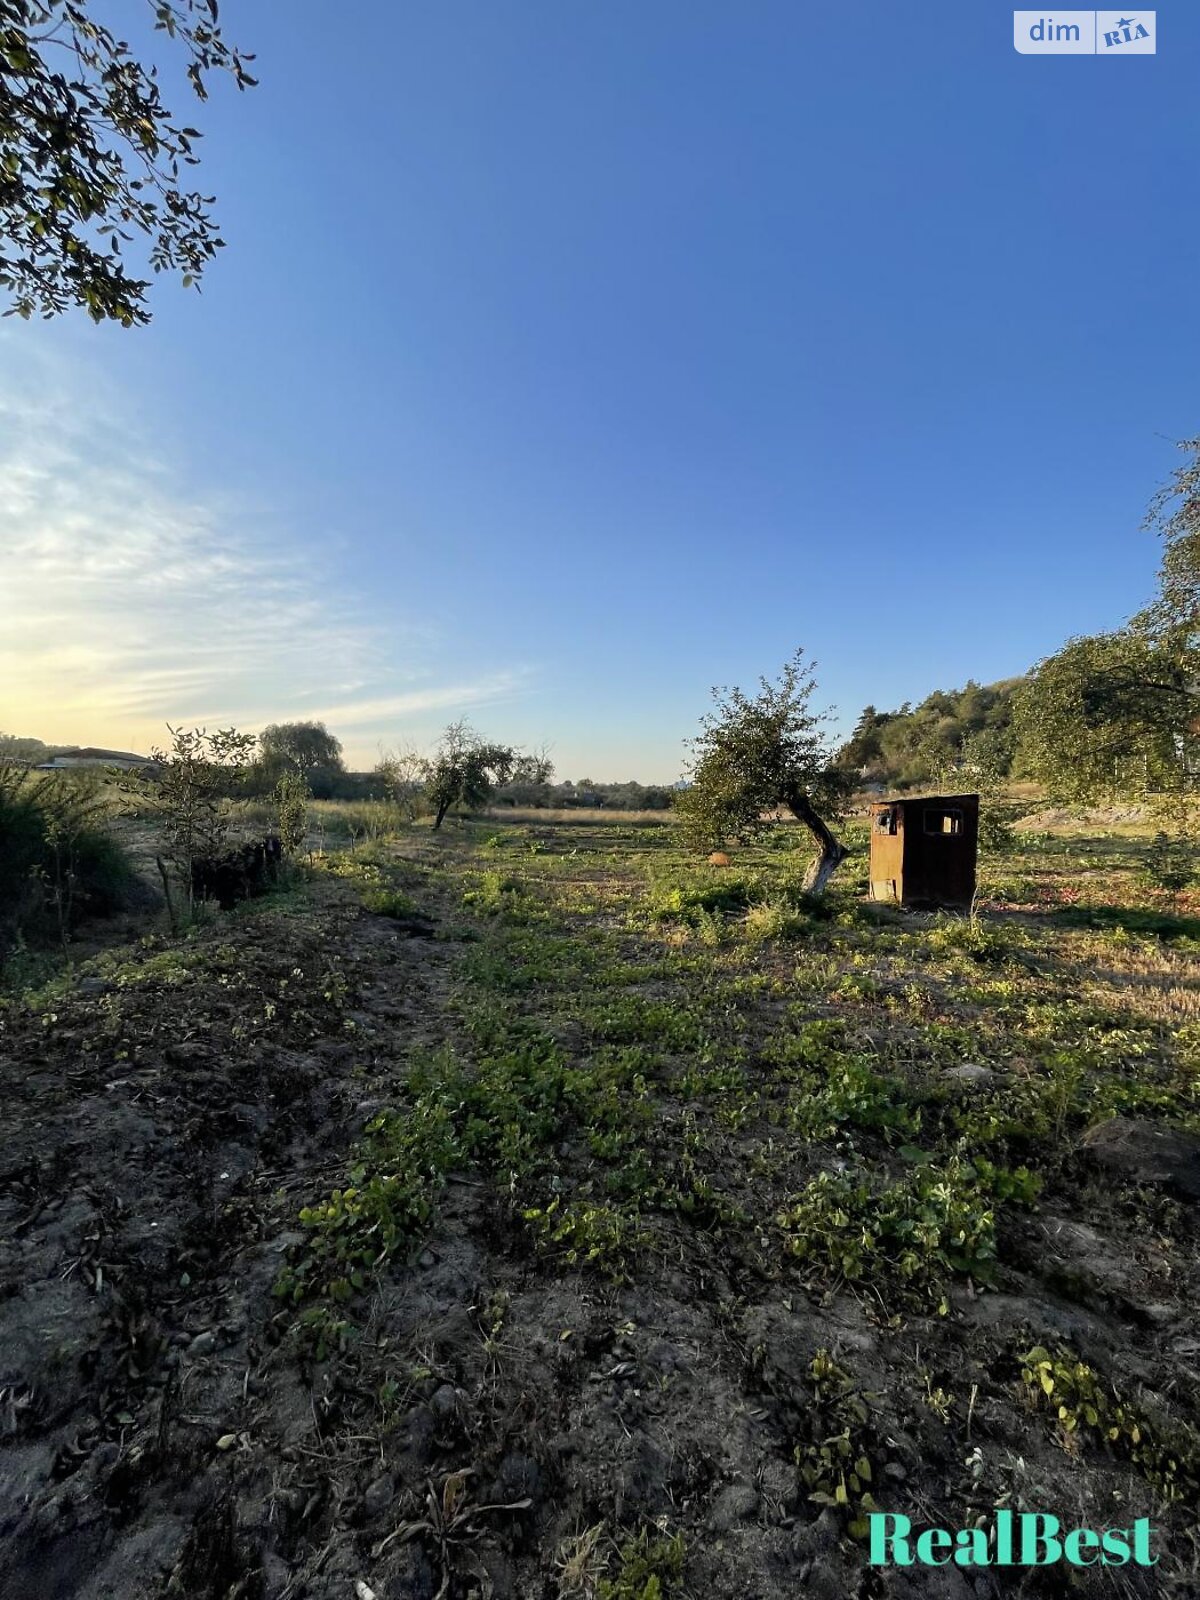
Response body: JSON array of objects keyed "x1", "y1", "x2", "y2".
[{"x1": 868, "y1": 793, "x2": 980, "y2": 908}]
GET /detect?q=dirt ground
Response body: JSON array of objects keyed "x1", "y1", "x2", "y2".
[{"x1": 3, "y1": 819, "x2": 1199, "y2": 1599}]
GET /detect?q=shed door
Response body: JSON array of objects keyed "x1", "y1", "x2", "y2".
[{"x1": 869, "y1": 806, "x2": 903, "y2": 902}]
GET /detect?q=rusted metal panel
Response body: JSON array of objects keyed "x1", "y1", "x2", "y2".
[
  {"x1": 868, "y1": 794, "x2": 979, "y2": 908},
  {"x1": 868, "y1": 801, "x2": 904, "y2": 902}
]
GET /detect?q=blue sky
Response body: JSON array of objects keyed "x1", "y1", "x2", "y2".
[{"x1": 3, "y1": 2, "x2": 1196, "y2": 779}]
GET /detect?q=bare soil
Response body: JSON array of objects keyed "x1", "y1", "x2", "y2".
[{"x1": 3, "y1": 825, "x2": 1200, "y2": 1599}]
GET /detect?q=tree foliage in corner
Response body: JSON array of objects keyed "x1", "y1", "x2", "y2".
[
  {"x1": 0, "y1": 0, "x2": 255, "y2": 325},
  {"x1": 1015, "y1": 438, "x2": 1200, "y2": 822},
  {"x1": 1142, "y1": 433, "x2": 1200, "y2": 638},
  {"x1": 675, "y1": 649, "x2": 853, "y2": 895}
]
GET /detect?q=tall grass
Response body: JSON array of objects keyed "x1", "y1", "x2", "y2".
[
  {"x1": 311, "y1": 798, "x2": 417, "y2": 843},
  {"x1": 480, "y1": 806, "x2": 676, "y2": 826},
  {"x1": 228, "y1": 796, "x2": 410, "y2": 839}
]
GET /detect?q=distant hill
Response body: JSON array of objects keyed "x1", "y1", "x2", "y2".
[{"x1": 836, "y1": 677, "x2": 1025, "y2": 790}]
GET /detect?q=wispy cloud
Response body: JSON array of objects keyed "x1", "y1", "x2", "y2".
[{"x1": 0, "y1": 343, "x2": 530, "y2": 761}]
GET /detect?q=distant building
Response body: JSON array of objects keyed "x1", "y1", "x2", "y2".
[{"x1": 35, "y1": 747, "x2": 155, "y2": 772}]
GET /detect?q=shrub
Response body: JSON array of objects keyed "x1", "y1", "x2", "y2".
[
  {"x1": 978, "y1": 801, "x2": 1022, "y2": 853},
  {"x1": 462, "y1": 869, "x2": 528, "y2": 917},
  {"x1": 1140, "y1": 832, "x2": 1196, "y2": 899},
  {"x1": 743, "y1": 897, "x2": 807, "y2": 942},
  {"x1": 123, "y1": 725, "x2": 257, "y2": 929},
  {"x1": 646, "y1": 871, "x2": 755, "y2": 925},
  {"x1": 273, "y1": 770, "x2": 309, "y2": 857},
  {"x1": 0, "y1": 767, "x2": 136, "y2": 959}
]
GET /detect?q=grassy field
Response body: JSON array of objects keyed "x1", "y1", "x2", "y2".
[{"x1": 2, "y1": 809, "x2": 1199, "y2": 1598}]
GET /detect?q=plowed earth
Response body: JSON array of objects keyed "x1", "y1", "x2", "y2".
[{"x1": 3, "y1": 822, "x2": 1199, "y2": 1599}]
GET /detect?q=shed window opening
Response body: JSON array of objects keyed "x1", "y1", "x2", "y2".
[
  {"x1": 924, "y1": 808, "x2": 964, "y2": 837},
  {"x1": 874, "y1": 808, "x2": 898, "y2": 835}
]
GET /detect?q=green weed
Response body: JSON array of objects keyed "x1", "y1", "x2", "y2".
[
  {"x1": 361, "y1": 887, "x2": 418, "y2": 917},
  {"x1": 926, "y1": 915, "x2": 1026, "y2": 966},
  {"x1": 784, "y1": 1057, "x2": 920, "y2": 1143},
  {"x1": 523, "y1": 1196, "x2": 651, "y2": 1276},
  {"x1": 776, "y1": 1154, "x2": 1039, "y2": 1299},
  {"x1": 743, "y1": 898, "x2": 808, "y2": 942},
  {"x1": 598, "y1": 1527, "x2": 686, "y2": 1600},
  {"x1": 793, "y1": 1350, "x2": 879, "y2": 1540},
  {"x1": 1021, "y1": 1345, "x2": 1200, "y2": 1503}
]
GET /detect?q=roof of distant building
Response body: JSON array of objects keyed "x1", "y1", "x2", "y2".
[{"x1": 38, "y1": 747, "x2": 153, "y2": 765}]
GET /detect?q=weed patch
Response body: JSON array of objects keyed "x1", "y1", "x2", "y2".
[
  {"x1": 793, "y1": 1351, "x2": 880, "y2": 1540},
  {"x1": 776, "y1": 1154, "x2": 1039, "y2": 1301},
  {"x1": 1021, "y1": 1345, "x2": 1200, "y2": 1503},
  {"x1": 598, "y1": 1526, "x2": 686, "y2": 1600},
  {"x1": 522, "y1": 1196, "x2": 653, "y2": 1276},
  {"x1": 361, "y1": 886, "x2": 418, "y2": 917}
]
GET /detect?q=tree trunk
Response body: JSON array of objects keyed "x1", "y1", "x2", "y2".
[
  {"x1": 784, "y1": 789, "x2": 848, "y2": 897},
  {"x1": 432, "y1": 800, "x2": 450, "y2": 832},
  {"x1": 155, "y1": 855, "x2": 178, "y2": 933}
]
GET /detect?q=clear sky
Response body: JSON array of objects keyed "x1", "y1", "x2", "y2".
[{"x1": 3, "y1": 2, "x2": 1197, "y2": 780}]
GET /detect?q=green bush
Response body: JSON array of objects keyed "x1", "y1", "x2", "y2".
[
  {"x1": 1139, "y1": 832, "x2": 1196, "y2": 898},
  {"x1": 978, "y1": 801, "x2": 1022, "y2": 853},
  {"x1": 66, "y1": 827, "x2": 138, "y2": 915},
  {"x1": 273, "y1": 770, "x2": 310, "y2": 856},
  {"x1": 743, "y1": 898, "x2": 807, "y2": 942},
  {"x1": 0, "y1": 767, "x2": 137, "y2": 960},
  {"x1": 645, "y1": 869, "x2": 758, "y2": 928}
]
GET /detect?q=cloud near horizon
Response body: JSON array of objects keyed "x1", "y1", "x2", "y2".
[{"x1": 0, "y1": 346, "x2": 532, "y2": 764}]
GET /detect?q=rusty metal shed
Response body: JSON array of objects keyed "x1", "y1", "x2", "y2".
[{"x1": 868, "y1": 793, "x2": 979, "y2": 908}]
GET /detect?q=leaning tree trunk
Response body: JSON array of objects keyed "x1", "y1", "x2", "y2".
[{"x1": 784, "y1": 789, "x2": 848, "y2": 897}]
